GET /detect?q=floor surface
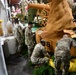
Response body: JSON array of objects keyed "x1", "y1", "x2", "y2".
[{"x1": 6, "y1": 55, "x2": 34, "y2": 75}]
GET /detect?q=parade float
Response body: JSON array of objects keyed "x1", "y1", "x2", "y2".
[{"x1": 28, "y1": 0, "x2": 76, "y2": 73}]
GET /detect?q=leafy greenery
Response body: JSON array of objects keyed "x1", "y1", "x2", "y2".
[
  {"x1": 16, "y1": 14, "x2": 25, "y2": 22},
  {"x1": 20, "y1": 46, "x2": 28, "y2": 57},
  {"x1": 70, "y1": 72, "x2": 76, "y2": 75},
  {"x1": 51, "y1": 55, "x2": 55, "y2": 61},
  {"x1": 32, "y1": 56, "x2": 76, "y2": 75},
  {"x1": 33, "y1": 64, "x2": 55, "y2": 75}
]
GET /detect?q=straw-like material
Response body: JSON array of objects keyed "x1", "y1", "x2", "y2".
[{"x1": 36, "y1": 0, "x2": 76, "y2": 56}]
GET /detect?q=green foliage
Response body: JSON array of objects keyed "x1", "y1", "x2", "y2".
[
  {"x1": 20, "y1": 46, "x2": 28, "y2": 57},
  {"x1": 22, "y1": 46, "x2": 28, "y2": 57},
  {"x1": 32, "y1": 56, "x2": 76, "y2": 75},
  {"x1": 27, "y1": 61, "x2": 35, "y2": 67},
  {"x1": 70, "y1": 72, "x2": 76, "y2": 75},
  {"x1": 16, "y1": 14, "x2": 25, "y2": 22},
  {"x1": 51, "y1": 55, "x2": 55, "y2": 61},
  {"x1": 32, "y1": 64, "x2": 55, "y2": 75}
]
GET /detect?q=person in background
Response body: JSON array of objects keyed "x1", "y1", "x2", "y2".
[
  {"x1": 31, "y1": 39, "x2": 50, "y2": 64},
  {"x1": 54, "y1": 34, "x2": 76, "y2": 75},
  {"x1": 25, "y1": 22, "x2": 35, "y2": 60},
  {"x1": 6, "y1": 19, "x2": 13, "y2": 36},
  {"x1": 13, "y1": 18, "x2": 24, "y2": 53}
]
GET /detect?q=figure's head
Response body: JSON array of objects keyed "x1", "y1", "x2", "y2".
[
  {"x1": 40, "y1": 39, "x2": 46, "y2": 46},
  {"x1": 28, "y1": 22, "x2": 33, "y2": 28}
]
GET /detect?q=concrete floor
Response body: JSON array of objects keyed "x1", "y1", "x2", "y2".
[{"x1": 6, "y1": 55, "x2": 34, "y2": 75}]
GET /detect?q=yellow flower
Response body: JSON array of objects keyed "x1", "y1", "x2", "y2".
[{"x1": 0, "y1": 20, "x2": 3, "y2": 22}]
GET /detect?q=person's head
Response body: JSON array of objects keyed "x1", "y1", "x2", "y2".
[
  {"x1": 28, "y1": 22, "x2": 33, "y2": 28},
  {"x1": 63, "y1": 34, "x2": 69, "y2": 38},
  {"x1": 15, "y1": 18, "x2": 19, "y2": 24},
  {"x1": 40, "y1": 39, "x2": 46, "y2": 46}
]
